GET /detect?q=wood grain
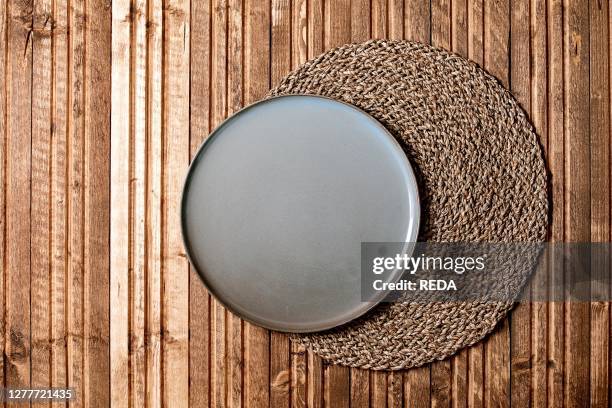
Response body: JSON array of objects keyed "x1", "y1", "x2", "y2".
[
  {"x1": 404, "y1": 366, "x2": 431, "y2": 408},
  {"x1": 372, "y1": 0, "x2": 387, "y2": 38},
  {"x1": 5, "y1": 0, "x2": 33, "y2": 402},
  {"x1": 67, "y1": 0, "x2": 86, "y2": 403},
  {"x1": 83, "y1": 0, "x2": 111, "y2": 404},
  {"x1": 292, "y1": 0, "x2": 308, "y2": 69},
  {"x1": 351, "y1": 0, "x2": 371, "y2": 42},
  {"x1": 388, "y1": 0, "x2": 403, "y2": 40},
  {"x1": 467, "y1": 345, "x2": 484, "y2": 408},
  {"x1": 350, "y1": 368, "x2": 369, "y2": 408},
  {"x1": 210, "y1": 1, "x2": 228, "y2": 406},
  {"x1": 451, "y1": 349, "x2": 467, "y2": 408},
  {"x1": 291, "y1": 343, "x2": 307, "y2": 408},
  {"x1": 589, "y1": 1, "x2": 610, "y2": 407},
  {"x1": 147, "y1": 0, "x2": 164, "y2": 406},
  {"x1": 451, "y1": 0, "x2": 468, "y2": 58},
  {"x1": 431, "y1": 0, "x2": 450, "y2": 48},
  {"x1": 110, "y1": 0, "x2": 131, "y2": 405},
  {"x1": 188, "y1": 0, "x2": 211, "y2": 406},
  {"x1": 0, "y1": 0, "x2": 6, "y2": 393},
  {"x1": 547, "y1": 0, "x2": 566, "y2": 407},
  {"x1": 405, "y1": 0, "x2": 430, "y2": 43},
  {"x1": 387, "y1": 371, "x2": 403, "y2": 408},
  {"x1": 307, "y1": 351, "x2": 323, "y2": 408},
  {"x1": 31, "y1": 0, "x2": 52, "y2": 394},
  {"x1": 531, "y1": 1, "x2": 549, "y2": 407},
  {"x1": 270, "y1": 331, "x2": 290, "y2": 407},
  {"x1": 564, "y1": 0, "x2": 591, "y2": 407},
  {"x1": 371, "y1": 371, "x2": 387, "y2": 407},
  {"x1": 162, "y1": 1, "x2": 190, "y2": 406},
  {"x1": 0, "y1": 0, "x2": 610, "y2": 406},
  {"x1": 131, "y1": 0, "x2": 148, "y2": 405},
  {"x1": 324, "y1": 364, "x2": 349, "y2": 408},
  {"x1": 308, "y1": 0, "x2": 324, "y2": 58},
  {"x1": 468, "y1": 0, "x2": 484, "y2": 67},
  {"x1": 430, "y1": 361, "x2": 451, "y2": 408},
  {"x1": 324, "y1": 0, "x2": 350, "y2": 48},
  {"x1": 510, "y1": 1, "x2": 532, "y2": 407}
]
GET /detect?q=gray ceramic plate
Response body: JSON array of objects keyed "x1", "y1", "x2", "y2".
[{"x1": 181, "y1": 95, "x2": 420, "y2": 332}]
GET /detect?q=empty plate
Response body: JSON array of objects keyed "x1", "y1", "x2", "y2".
[{"x1": 181, "y1": 95, "x2": 420, "y2": 332}]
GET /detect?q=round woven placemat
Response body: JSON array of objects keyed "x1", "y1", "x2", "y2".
[{"x1": 268, "y1": 40, "x2": 548, "y2": 370}]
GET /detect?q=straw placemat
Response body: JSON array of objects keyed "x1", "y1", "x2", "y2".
[{"x1": 269, "y1": 40, "x2": 548, "y2": 370}]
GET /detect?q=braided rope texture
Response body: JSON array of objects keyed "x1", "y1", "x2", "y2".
[{"x1": 269, "y1": 40, "x2": 549, "y2": 370}]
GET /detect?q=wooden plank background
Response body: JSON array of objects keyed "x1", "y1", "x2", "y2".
[{"x1": 0, "y1": 0, "x2": 610, "y2": 406}]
